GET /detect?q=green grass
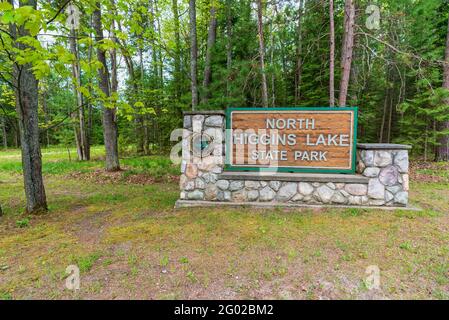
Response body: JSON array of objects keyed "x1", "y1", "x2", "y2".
[
  {"x1": 121, "y1": 156, "x2": 179, "y2": 178},
  {"x1": 0, "y1": 146, "x2": 178, "y2": 177},
  {"x1": 0, "y1": 148, "x2": 448, "y2": 299},
  {"x1": 72, "y1": 252, "x2": 102, "y2": 273}
]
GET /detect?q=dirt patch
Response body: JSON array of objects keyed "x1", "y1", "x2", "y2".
[
  {"x1": 71, "y1": 210, "x2": 112, "y2": 245},
  {"x1": 410, "y1": 161, "x2": 449, "y2": 183}
]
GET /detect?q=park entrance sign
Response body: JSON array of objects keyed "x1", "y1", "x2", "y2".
[
  {"x1": 177, "y1": 108, "x2": 412, "y2": 210},
  {"x1": 226, "y1": 107, "x2": 357, "y2": 173}
]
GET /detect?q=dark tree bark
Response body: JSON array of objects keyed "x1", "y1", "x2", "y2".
[
  {"x1": 202, "y1": 5, "x2": 217, "y2": 104},
  {"x1": 338, "y1": 0, "x2": 355, "y2": 107},
  {"x1": 1, "y1": 115, "x2": 7, "y2": 148},
  {"x1": 256, "y1": 0, "x2": 269, "y2": 107},
  {"x1": 189, "y1": 0, "x2": 199, "y2": 110},
  {"x1": 10, "y1": 0, "x2": 47, "y2": 214},
  {"x1": 436, "y1": 16, "x2": 449, "y2": 161},
  {"x1": 93, "y1": 2, "x2": 120, "y2": 171},
  {"x1": 329, "y1": 0, "x2": 335, "y2": 106}
]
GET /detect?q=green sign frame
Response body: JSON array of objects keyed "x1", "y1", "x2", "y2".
[{"x1": 225, "y1": 107, "x2": 358, "y2": 174}]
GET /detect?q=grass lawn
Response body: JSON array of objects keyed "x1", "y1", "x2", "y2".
[{"x1": 0, "y1": 147, "x2": 448, "y2": 300}]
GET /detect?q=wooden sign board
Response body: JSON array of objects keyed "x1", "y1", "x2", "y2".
[{"x1": 225, "y1": 107, "x2": 358, "y2": 173}]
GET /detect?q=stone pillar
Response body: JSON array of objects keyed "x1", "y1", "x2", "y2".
[
  {"x1": 180, "y1": 111, "x2": 226, "y2": 201},
  {"x1": 357, "y1": 144, "x2": 411, "y2": 207}
]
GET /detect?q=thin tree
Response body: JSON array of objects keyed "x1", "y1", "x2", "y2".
[
  {"x1": 226, "y1": 0, "x2": 232, "y2": 98},
  {"x1": 9, "y1": 0, "x2": 47, "y2": 213},
  {"x1": 202, "y1": 3, "x2": 217, "y2": 104},
  {"x1": 436, "y1": 15, "x2": 449, "y2": 161},
  {"x1": 329, "y1": 0, "x2": 335, "y2": 106},
  {"x1": 92, "y1": 1, "x2": 120, "y2": 171},
  {"x1": 189, "y1": 0, "x2": 199, "y2": 110},
  {"x1": 338, "y1": 0, "x2": 355, "y2": 107},
  {"x1": 113, "y1": 2, "x2": 144, "y2": 154},
  {"x1": 1, "y1": 116, "x2": 6, "y2": 148},
  {"x1": 295, "y1": 0, "x2": 303, "y2": 104},
  {"x1": 172, "y1": 0, "x2": 182, "y2": 98},
  {"x1": 256, "y1": 0, "x2": 269, "y2": 107},
  {"x1": 69, "y1": 16, "x2": 89, "y2": 160}
]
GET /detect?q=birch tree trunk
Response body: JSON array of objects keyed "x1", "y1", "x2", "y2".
[
  {"x1": 202, "y1": 4, "x2": 217, "y2": 104},
  {"x1": 93, "y1": 2, "x2": 120, "y2": 171},
  {"x1": 338, "y1": 0, "x2": 355, "y2": 107},
  {"x1": 329, "y1": 0, "x2": 335, "y2": 106},
  {"x1": 436, "y1": 16, "x2": 449, "y2": 161},
  {"x1": 10, "y1": 0, "x2": 47, "y2": 214},
  {"x1": 189, "y1": 0, "x2": 199, "y2": 110},
  {"x1": 256, "y1": 0, "x2": 269, "y2": 107}
]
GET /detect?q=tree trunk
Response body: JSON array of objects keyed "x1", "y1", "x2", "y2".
[
  {"x1": 93, "y1": 2, "x2": 120, "y2": 171},
  {"x1": 14, "y1": 120, "x2": 19, "y2": 147},
  {"x1": 189, "y1": 0, "x2": 199, "y2": 110},
  {"x1": 329, "y1": 0, "x2": 335, "y2": 106},
  {"x1": 40, "y1": 88, "x2": 50, "y2": 147},
  {"x1": 295, "y1": 0, "x2": 303, "y2": 104},
  {"x1": 256, "y1": 0, "x2": 269, "y2": 107},
  {"x1": 436, "y1": 16, "x2": 449, "y2": 161},
  {"x1": 149, "y1": 0, "x2": 159, "y2": 85},
  {"x1": 338, "y1": 0, "x2": 355, "y2": 107},
  {"x1": 172, "y1": 0, "x2": 182, "y2": 98},
  {"x1": 138, "y1": 46, "x2": 146, "y2": 155},
  {"x1": 1, "y1": 115, "x2": 7, "y2": 148},
  {"x1": 202, "y1": 5, "x2": 217, "y2": 104},
  {"x1": 226, "y1": 0, "x2": 232, "y2": 98},
  {"x1": 155, "y1": 0, "x2": 164, "y2": 89},
  {"x1": 10, "y1": 0, "x2": 47, "y2": 214},
  {"x1": 110, "y1": 19, "x2": 119, "y2": 95},
  {"x1": 269, "y1": 21, "x2": 275, "y2": 106},
  {"x1": 86, "y1": 14, "x2": 94, "y2": 159},
  {"x1": 69, "y1": 28, "x2": 89, "y2": 161},
  {"x1": 379, "y1": 88, "x2": 388, "y2": 143}
]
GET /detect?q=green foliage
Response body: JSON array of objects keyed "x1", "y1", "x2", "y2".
[
  {"x1": 72, "y1": 252, "x2": 102, "y2": 273},
  {"x1": 15, "y1": 218, "x2": 30, "y2": 228}
]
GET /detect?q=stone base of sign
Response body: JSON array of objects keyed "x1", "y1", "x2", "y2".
[
  {"x1": 179, "y1": 111, "x2": 412, "y2": 208},
  {"x1": 175, "y1": 200, "x2": 420, "y2": 211}
]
